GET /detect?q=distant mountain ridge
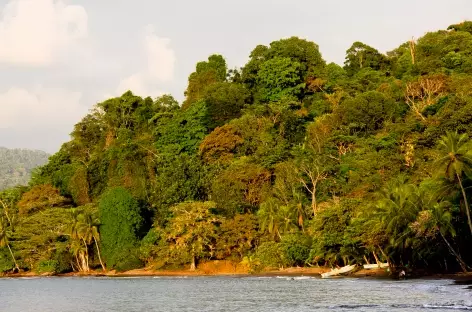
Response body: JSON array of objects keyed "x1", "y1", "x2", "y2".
[{"x1": 0, "y1": 147, "x2": 49, "y2": 191}]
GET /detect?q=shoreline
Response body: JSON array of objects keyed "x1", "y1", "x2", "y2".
[
  {"x1": 2, "y1": 265, "x2": 471, "y2": 280},
  {"x1": 1, "y1": 267, "x2": 329, "y2": 278}
]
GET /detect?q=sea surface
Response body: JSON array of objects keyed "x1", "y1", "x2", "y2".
[{"x1": 0, "y1": 276, "x2": 470, "y2": 311}]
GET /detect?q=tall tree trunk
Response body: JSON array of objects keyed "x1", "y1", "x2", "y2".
[
  {"x1": 82, "y1": 239, "x2": 89, "y2": 272},
  {"x1": 7, "y1": 243, "x2": 19, "y2": 272},
  {"x1": 377, "y1": 245, "x2": 391, "y2": 267},
  {"x1": 409, "y1": 37, "x2": 416, "y2": 65},
  {"x1": 372, "y1": 251, "x2": 380, "y2": 265},
  {"x1": 190, "y1": 251, "x2": 196, "y2": 271},
  {"x1": 311, "y1": 183, "x2": 317, "y2": 217},
  {"x1": 94, "y1": 239, "x2": 106, "y2": 272},
  {"x1": 75, "y1": 254, "x2": 82, "y2": 272},
  {"x1": 440, "y1": 232, "x2": 468, "y2": 273},
  {"x1": 457, "y1": 174, "x2": 472, "y2": 235},
  {"x1": 0, "y1": 200, "x2": 12, "y2": 227},
  {"x1": 80, "y1": 252, "x2": 88, "y2": 273}
]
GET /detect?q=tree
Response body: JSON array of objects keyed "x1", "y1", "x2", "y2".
[
  {"x1": 344, "y1": 42, "x2": 390, "y2": 76},
  {"x1": 309, "y1": 198, "x2": 357, "y2": 266},
  {"x1": 412, "y1": 202, "x2": 470, "y2": 272},
  {"x1": 272, "y1": 162, "x2": 307, "y2": 231},
  {"x1": 370, "y1": 177, "x2": 421, "y2": 267},
  {"x1": 258, "y1": 198, "x2": 298, "y2": 240},
  {"x1": 294, "y1": 155, "x2": 328, "y2": 217},
  {"x1": 266, "y1": 37, "x2": 325, "y2": 79},
  {"x1": 183, "y1": 55, "x2": 227, "y2": 109},
  {"x1": 435, "y1": 132, "x2": 472, "y2": 235},
  {"x1": 202, "y1": 82, "x2": 250, "y2": 127},
  {"x1": 216, "y1": 214, "x2": 259, "y2": 259},
  {"x1": 375, "y1": 179, "x2": 420, "y2": 241},
  {"x1": 405, "y1": 74, "x2": 447, "y2": 121},
  {"x1": 77, "y1": 211, "x2": 106, "y2": 271},
  {"x1": 199, "y1": 124, "x2": 244, "y2": 164},
  {"x1": 166, "y1": 201, "x2": 221, "y2": 270},
  {"x1": 341, "y1": 91, "x2": 396, "y2": 132},
  {"x1": 242, "y1": 37, "x2": 325, "y2": 93},
  {"x1": 448, "y1": 21, "x2": 472, "y2": 34},
  {"x1": 70, "y1": 109, "x2": 106, "y2": 161},
  {"x1": 154, "y1": 100, "x2": 210, "y2": 155},
  {"x1": 306, "y1": 114, "x2": 338, "y2": 153},
  {"x1": 211, "y1": 162, "x2": 271, "y2": 216},
  {"x1": 256, "y1": 57, "x2": 305, "y2": 102},
  {"x1": 151, "y1": 154, "x2": 209, "y2": 222},
  {"x1": 97, "y1": 91, "x2": 153, "y2": 136},
  {"x1": 0, "y1": 192, "x2": 19, "y2": 228},
  {"x1": 66, "y1": 208, "x2": 88, "y2": 272},
  {"x1": 99, "y1": 187, "x2": 144, "y2": 270},
  {"x1": 17, "y1": 184, "x2": 69, "y2": 215},
  {"x1": 241, "y1": 45, "x2": 270, "y2": 89},
  {"x1": 0, "y1": 216, "x2": 19, "y2": 272}
]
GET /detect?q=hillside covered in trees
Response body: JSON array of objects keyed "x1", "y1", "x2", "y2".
[
  {"x1": 2, "y1": 22, "x2": 472, "y2": 275},
  {"x1": 0, "y1": 148, "x2": 49, "y2": 191}
]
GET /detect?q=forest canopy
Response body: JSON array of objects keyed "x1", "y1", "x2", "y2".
[{"x1": 2, "y1": 22, "x2": 472, "y2": 275}]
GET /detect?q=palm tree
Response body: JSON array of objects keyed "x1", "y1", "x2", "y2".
[
  {"x1": 376, "y1": 180, "x2": 420, "y2": 240},
  {"x1": 436, "y1": 132, "x2": 472, "y2": 235},
  {"x1": 258, "y1": 198, "x2": 283, "y2": 240},
  {"x1": 66, "y1": 208, "x2": 89, "y2": 272},
  {"x1": 0, "y1": 199, "x2": 13, "y2": 227},
  {"x1": 0, "y1": 216, "x2": 19, "y2": 272},
  {"x1": 69, "y1": 239, "x2": 87, "y2": 272},
  {"x1": 373, "y1": 178, "x2": 421, "y2": 267},
  {"x1": 77, "y1": 212, "x2": 106, "y2": 272},
  {"x1": 429, "y1": 201, "x2": 469, "y2": 272}
]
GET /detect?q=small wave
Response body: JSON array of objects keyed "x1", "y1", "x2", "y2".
[
  {"x1": 334, "y1": 304, "x2": 381, "y2": 309},
  {"x1": 423, "y1": 304, "x2": 472, "y2": 310},
  {"x1": 115, "y1": 276, "x2": 143, "y2": 279},
  {"x1": 253, "y1": 276, "x2": 273, "y2": 279},
  {"x1": 271, "y1": 276, "x2": 315, "y2": 281},
  {"x1": 325, "y1": 303, "x2": 472, "y2": 310}
]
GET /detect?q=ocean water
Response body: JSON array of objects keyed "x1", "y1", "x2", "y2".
[{"x1": 0, "y1": 276, "x2": 470, "y2": 311}]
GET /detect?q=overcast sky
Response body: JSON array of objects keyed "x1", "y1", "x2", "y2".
[{"x1": 0, "y1": 0, "x2": 470, "y2": 153}]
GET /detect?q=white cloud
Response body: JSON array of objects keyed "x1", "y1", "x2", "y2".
[
  {"x1": 0, "y1": 86, "x2": 87, "y2": 129},
  {"x1": 114, "y1": 25, "x2": 175, "y2": 98},
  {"x1": 144, "y1": 25, "x2": 176, "y2": 82},
  {"x1": 0, "y1": 0, "x2": 88, "y2": 66}
]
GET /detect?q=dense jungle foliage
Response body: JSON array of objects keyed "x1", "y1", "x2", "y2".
[
  {"x1": 0, "y1": 148, "x2": 49, "y2": 191},
  {"x1": 2, "y1": 22, "x2": 472, "y2": 274}
]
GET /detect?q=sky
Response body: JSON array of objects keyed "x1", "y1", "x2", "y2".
[{"x1": 0, "y1": 0, "x2": 470, "y2": 153}]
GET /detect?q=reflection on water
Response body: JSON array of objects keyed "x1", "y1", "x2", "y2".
[{"x1": 0, "y1": 276, "x2": 470, "y2": 311}]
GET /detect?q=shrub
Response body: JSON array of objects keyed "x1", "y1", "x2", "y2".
[
  {"x1": 340, "y1": 91, "x2": 397, "y2": 132},
  {"x1": 115, "y1": 256, "x2": 143, "y2": 272},
  {"x1": 53, "y1": 248, "x2": 73, "y2": 273},
  {"x1": 280, "y1": 234, "x2": 312, "y2": 267},
  {"x1": 139, "y1": 228, "x2": 161, "y2": 265},
  {"x1": 0, "y1": 248, "x2": 14, "y2": 273},
  {"x1": 255, "y1": 241, "x2": 286, "y2": 269},
  {"x1": 37, "y1": 260, "x2": 59, "y2": 274}
]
